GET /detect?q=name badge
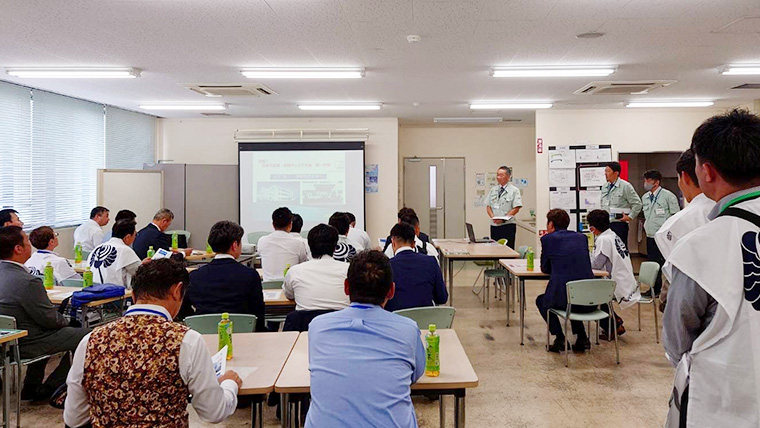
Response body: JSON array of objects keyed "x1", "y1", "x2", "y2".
[
  {"x1": 493, "y1": 204, "x2": 500, "y2": 210},
  {"x1": 655, "y1": 208, "x2": 666, "y2": 215}
]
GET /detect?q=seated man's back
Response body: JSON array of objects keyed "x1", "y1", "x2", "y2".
[
  {"x1": 283, "y1": 256, "x2": 349, "y2": 311},
  {"x1": 258, "y1": 230, "x2": 308, "y2": 280}
]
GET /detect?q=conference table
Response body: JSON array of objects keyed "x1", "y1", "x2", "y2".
[
  {"x1": 432, "y1": 239, "x2": 520, "y2": 306},
  {"x1": 47, "y1": 286, "x2": 133, "y2": 328},
  {"x1": 275, "y1": 329, "x2": 478, "y2": 428},
  {"x1": 202, "y1": 332, "x2": 299, "y2": 428},
  {"x1": 498, "y1": 259, "x2": 609, "y2": 346},
  {"x1": 0, "y1": 329, "x2": 27, "y2": 428}
]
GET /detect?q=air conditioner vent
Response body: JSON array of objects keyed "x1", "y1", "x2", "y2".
[
  {"x1": 732, "y1": 83, "x2": 760, "y2": 89},
  {"x1": 575, "y1": 80, "x2": 676, "y2": 95},
  {"x1": 181, "y1": 83, "x2": 277, "y2": 97}
]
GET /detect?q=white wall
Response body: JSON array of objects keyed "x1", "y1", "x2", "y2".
[
  {"x1": 398, "y1": 124, "x2": 536, "y2": 245},
  {"x1": 534, "y1": 107, "x2": 748, "y2": 252},
  {"x1": 158, "y1": 117, "x2": 398, "y2": 243}
]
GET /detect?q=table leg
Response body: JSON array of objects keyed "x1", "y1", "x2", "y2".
[
  {"x1": 520, "y1": 279, "x2": 526, "y2": 346},
  {"x1": 3, "y1": 342, "x2": 9, "y2": 428},
  {"x1": 251, "y1": 397, "x2": 263, "y2": 428},
  {"x1": 506, "y1": 276, "x2": 511, "y2": 327},
  {"x1": 282, "y1": 393, "x2": 290, "y2": 428},
  {"x1": 81, "y1": 306, "x2": 89, "y2": 329},
  {"x1": 454, "y1": 390, "x2": 465, "y2": 428},
  {"x1": 448, "y1": 258, "x2": 454, "y2": 306},
  {"x1": 439, "y1": 395, "x2": 446, "y2": 428}
]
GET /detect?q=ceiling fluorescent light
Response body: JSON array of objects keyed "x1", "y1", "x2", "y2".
[
  {"x1": 6, "y1": 67, "x2": 140, "y2": 78},
  {"x1": 625, "y1": 101, "x2": 714, "y2": 108},
  {"x1": 470, "y1": 103, "x2": 553, "y2": 110},
  {"x1": 720, "y1": 64, "x2": 760, "y2": 75},
  {"x1": 491, "y1": 65, "x2": 616, "y2": 77},
  {"x1": 434, "y1": 117, "x2": 504, "y2": 123},
  {"x1": 241, "y1": 67, "x2": 365, "y2": 79},
  {"x1": 298, "y1": 103, "x2": 382, "y2": 111},
  {"x1": 138, "y1": 103, "x2": 227, "y2": 111}
]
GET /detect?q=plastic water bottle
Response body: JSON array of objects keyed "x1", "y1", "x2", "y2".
[
  {"x1": 425, "y1": 324, "x2": 440, "y2": 377},
  {"x1": 218, "y1": 312, "x2": 233, "y2": 360},
  {"x1": 83, "y1": 267, "x2": 93, "y2": 288},
  {"x1": 526, "y1": 247, "x2": 535, "y2": 271},
  {"x1": 171, "y1": 232, "x2": 179, "y2": 250},
  {"x1": 74, "y1": 242, "x2": 83, "y2": 264},
  {"x1": 43, "y1": 262, "x2": 55, "y2": 290},
  {"x1": 206, "y1": 241, "x2": 212, "y2": 253},
  {"x1": 283, "y1": 263, "x2": 291, "y2": 277},
  {"x1": 147, "y1": 246, "x2": 155, "y2": 259}
]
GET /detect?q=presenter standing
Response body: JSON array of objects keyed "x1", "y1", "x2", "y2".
[
  {"x1": 601, "y1": 161, "x2": 642, "y2": 245},
  {"x1": 486, "y1": 166, "x2": 522, "y2": 248}
]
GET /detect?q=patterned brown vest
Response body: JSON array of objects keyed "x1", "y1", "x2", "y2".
[{"x1": 82, "y1": 314, "x2": 191, "y2": 428}]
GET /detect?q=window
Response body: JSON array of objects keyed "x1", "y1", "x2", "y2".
[{"x1": 0, "y1": 81, "x2": 156, "y2": 229}]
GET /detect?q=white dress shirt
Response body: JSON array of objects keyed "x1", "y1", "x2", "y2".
[
  {"x1": 64, "y1": 304, "x2": 239, "y2": 427},
  {"x1": 290, "y1": 232, "x2": 312, "y2": 259},
  {"x1": 655, "y1": 192, "x2": 716, "y2": 276},
  {"x1": 73, "y1": 219, "x2": 105, "y2": 252},
  {"x1": 347, "y1": 227, "x2": 371, "y2": 252},
  {"x1": 384, "y1": 236, "x2": 439, "y2": 264},
  {"x1": 25, "y1": 250, "x2": 80, "y2": 282},
  {"x1": 258, "y1": 230, "x2": 309, "y2": 281},
  {"x1": 283, "y1": 255, "x2": 350, "y2": 311},
  {"x1": 88, "y1": 237, "x2": 141, "y2": 288}
]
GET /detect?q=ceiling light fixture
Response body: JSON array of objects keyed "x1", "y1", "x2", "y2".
[
  {"x1": 433, "y1": 117, "x2": 504, "y2": 123},
  {"x1": 138, "y1": 103, "x2": 227, "y2": 111},
  {"x1": 241, "y1": 67, "x2": 365, "y2": 79},
  {"x1": 297, "y1": 103, "x2": 382, "y2": 111},
  {"x1": 470, "y1": 102, "x2": 553, "y2": 110},
  {"x1": 576, "y1": 32, "x2": 605, "y2": 39},
  {"x1": 720, "y1": 64, "x2": 760, "y2": 75},
  {"x1": 491, "y1": 65, "x2": 617, "y2": 77},
  {"x1": 625, "y1": 101, "x2": 714, "y2": 108},
  {"x1": 5, "y1": 67, "x2": 140, "y2": 78}
]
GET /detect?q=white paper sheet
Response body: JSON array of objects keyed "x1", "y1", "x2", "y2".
[
  {"x1": 580, "y1": 190, "x2": 602, "y2": 210},
  {"x1": 548, "y1": 148, "x2": 576, "y2": 169},
  {"x1": 492, "y1": 215, "x2": 513, "y2": 221},
  {"x1": 579, "y1": 167, "x2": 607, "y2": 187},
  {"x1": 549, "y1": 169, "x2": 576, "y2": 188},
  {"x1": 263, "y1": 290, "x2": 282, "y2": 300},
  {"x1": 550, "y1": 190, "x2": 576, "y2": 210},
  {"x1": 576, "y1": 148, "x2": 612, "y2": 163},
  {"x1": 212, "y1": 346, "x2": 227, "y2": 378},
  {"x1": 234, "y1": 366, "x2": 259, "y2": 380}
]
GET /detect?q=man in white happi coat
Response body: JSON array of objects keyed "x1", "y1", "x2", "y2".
[
  {"x1": 88, "y1": 219, "x2": 143, "y2": 288},
  {"x1": 663, "y1": 108, "x2": 760, "y2": 428}
]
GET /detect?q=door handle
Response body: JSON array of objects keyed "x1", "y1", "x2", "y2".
[{"x1": 432, "y1": 207, "x2": 443, "y2": 210}]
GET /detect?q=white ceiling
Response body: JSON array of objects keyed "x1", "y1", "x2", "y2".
[{"x1": 2, "y1": 0, "x2": 760, "y2": 123}]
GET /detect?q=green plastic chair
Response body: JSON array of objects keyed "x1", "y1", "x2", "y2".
[
  {"x1": 300, "y1": 230, "x2": 310, "y2": 239},
  {"x1": 61, "y1": 278, "x2": 85, "y2": 287},
  {"x1": 517, "y1": 245, "x2": 529, "y2": 259},
  {"x1": 184, "y1": 313, "x2": 257, "y2": 334},
  {"x1": 547, "y1": 279, "x2": 619, "y2": 367},
  {"x1": 393, "y1": 307, "x2": 456, "y2": 329},
  {"x1": 247, "y1": 231, "x2": 270, "y2": 246},
  {"x1": 637, "y1": 261, "x2": 661, "y2": 343},
  {"x1": 262, "y1": 279, "x2": 284, "y2": 289}
]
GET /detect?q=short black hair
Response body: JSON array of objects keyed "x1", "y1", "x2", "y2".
[
  {"x1": 0, "y1": 227, "x2": 24, "y2": 259},
  {"x1": 90, "y1": 206, "x2": 109, "y2": 219},
  {"x1": 29, "y1": 226, "x2": 55, "y2": 250},
  {"x1": 308, "y1": 224, "x2": 339, "y2": 258},
  {"x1": 399, "y1": 212, "x2": 420, "y2": 227},
  {"x1": 114, "y1": 209, "x2": 137, "y2": 222},
  {"x1": 498, "y1": 165, "x2": 512, "y2": 175},
  {"x1": 347, "y1": 250, "x2": 393, "y2": 305},
  {"x1": 328, "y1": 212, "x2": 350, "y2": 235},
  {"x1": 390, "y1": 222, "x2": 415, "y2": 245},
  {"x1": 691, "y1": 108, "x2": 760, "y2": 185},
  {"x1": 345, "y1": 212, "x2": 356, "y2": 223},
  {"x1": 291, "y1": 213, "x2": 304, "y2": 233},
  {"x1": 0, "y1": 209, "x2": 18, "y2": 226},
  {"x1": 606, "y1": 161, "x2": 622, "y2": 174},
  {"x1": 132, "y1": 258, "x2": 189, "y2": 301},
  {"x1": 272, "y1": 207, "x2": 293, "y2": 230},
  {"x1": 546, "y1": 209, "x2": 570, "y2": 230},
  {"x1": 676, "y1": 149, "x2": 699, "y2": 187},
  {"x1": 208, "y1": 220, "x2": 244, "y2": 253},
  {"x1": 397, "y1": 207, "x2": 416, "y2": 220},
  {"x1": 643, "y1": 169, "x2": 662, "y2": 181},
  {"x1": 112, "y1": 219, "x2": 137, "y2": 240},
  {"x1": 587, "y1": 210, "x2": 610, "y2": 232}
]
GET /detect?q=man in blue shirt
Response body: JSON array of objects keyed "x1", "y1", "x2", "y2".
[
  {"x1": 306, "y1": 250, "x2": 426, "y2": 428},
  {"x1": 386, "y1": 222, "x2": 447, "y2": 312}
]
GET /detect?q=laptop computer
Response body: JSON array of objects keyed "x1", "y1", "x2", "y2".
[{"x1": 466, "y1": 223, "x2": 492, "y2": 243}]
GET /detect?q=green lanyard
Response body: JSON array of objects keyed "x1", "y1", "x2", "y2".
[{"x1": 719, "y1": 190, "x2": 760, "y2": 214}]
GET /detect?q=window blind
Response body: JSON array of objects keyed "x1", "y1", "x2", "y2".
[
  {"x1": 105, "y1": 106, "x2": 156, "y2": 169},
  {"x1": 0, "y1": 83, "x2": 32, "y2": 214}
]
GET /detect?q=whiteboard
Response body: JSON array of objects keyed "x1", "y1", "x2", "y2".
[{"x1": 98, "y1": 170, "x2": 163, "y2": 232}]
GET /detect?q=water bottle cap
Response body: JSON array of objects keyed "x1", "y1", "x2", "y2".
[
  {"x1": 428, "y1": 324, "x2": 436, "y2": 332},
  {"x1": 46, "y1": 261, "x2": 52, "y2": 266},
  {"x1": 221, "y1": 312, "x2": 229, "y2": 319},
  {"x1": 148, "y1": 246, "x2": 154, "y2": 250}
]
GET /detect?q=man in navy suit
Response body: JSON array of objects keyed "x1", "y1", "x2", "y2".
[
  {"x1": 385, "y1": 222, "x2": 448, "y2": 312},
  {"x1": 179, "y1": 221, "x2": 266, "y2": 332},
  {"x1": 132, "y1": 209, "x2": 175, "y2": 259},
  {"x1": 536, "y1": 209, "x2": 595, "y2": 353}
]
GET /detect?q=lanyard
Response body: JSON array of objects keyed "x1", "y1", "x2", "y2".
[
  {"x1": 125, "y1": 308, "x2": 170, "y2": 320},
  {"x1": 36, "y1": 250, "x2": 52, "y2": 254},
  {"x1": 350, "y1": 303, "x2": 374, "y2": 309},
  {"x1": 647, "y1": 188, "x2": 662, "y2": 210},
  {"x1": 604, "y1": 180, "x2": 617, "y2": 199}
]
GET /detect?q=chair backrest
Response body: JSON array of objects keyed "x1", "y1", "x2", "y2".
[
  {"x1": 283, "y1": 309, "x2": 335, "y2": 332},
  {"x1": 393, "y1": 307, "x2": 456, "y2": 329},
  {"x1": 517, "y1": 246, "x2": 529, "y2": 258},
  {"x1": 300, "y1": 230, "x2": 310, "y2": 239},
  {"x1": 0, "y1": 315, "x2": 16, "y2": 330},
  {"x1": 82, "y1": 250, "x2": 91, "y2": 261},
  {"x1": 61, "y1": 278, "x2": 85, "y2": 287},
  {"x1": 638, "y1": 261, "x2": 661, "y2": 290},
  {"x1": 247, "y1": 231, "x2": 270, "y2": 246},
  {"x1": 184, "y1": 313, "x2": 257, "y2": 334},
  {"x1": 566, "y1": 279, "x2": 616, "y2": 307},
  {"x1": 262, "y1": 279, "x2": 283, "y2": 290}
]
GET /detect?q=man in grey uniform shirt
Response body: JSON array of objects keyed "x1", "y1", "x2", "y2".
[{"x1": 486, "y1": 166, "x2": 522, "y2": 248}]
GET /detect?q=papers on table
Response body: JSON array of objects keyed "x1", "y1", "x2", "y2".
[
  {"x1": 234, "y1": 366, "x2": 258, "y2": 380},
  {"x1": 212, "y1": 346, "x2": 227, "y2": 378},
  {"x1": 46, "y1": 290, "x2": 73, "y2": 299},
  {"x1": 263, "y1": 290, "x2": 282, "y2": 300},
  {"x1": 151, "y1": 248, "x2": 173, "y2": 260}
]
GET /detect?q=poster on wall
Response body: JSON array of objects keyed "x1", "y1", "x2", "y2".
[
  {"x1": 550, "y1": 190, "x2": 576, "y2": 210},
  {"x1": 580, "y1": 167, "x2": 607, "y2": 187},
  {"x1": 486, "y1": 172, "x2": 497, "y2": 186},
  {"x1": 474, "y1": 189, "x2": 487, "y2": 207},
  {"x1": 576, "y1": 148, "x2": 612, "y2": 163},
  {"x1": 549, "y1": 169, "x2": 576, "y2": 188},
  {"x1": 580, "y1": 190, "x2": 602, "y2": 210},
  {"x1": 364, "y1": 164, "x2": 378, "y2": 193},
  {"x1": 548, "y1": 148, "x2": 576, "y2": 169},
  {"x1": 475, "y1": 173, "x2": 485, "y2": 187}
]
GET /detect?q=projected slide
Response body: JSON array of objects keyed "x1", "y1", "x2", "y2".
[{"x1": 239, "y1": 142, "x2": 365, "y2": 237}]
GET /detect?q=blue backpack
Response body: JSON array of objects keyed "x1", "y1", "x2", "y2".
[{"x1": 70, "y1": 283, "x2": 126, "y2": 310}]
